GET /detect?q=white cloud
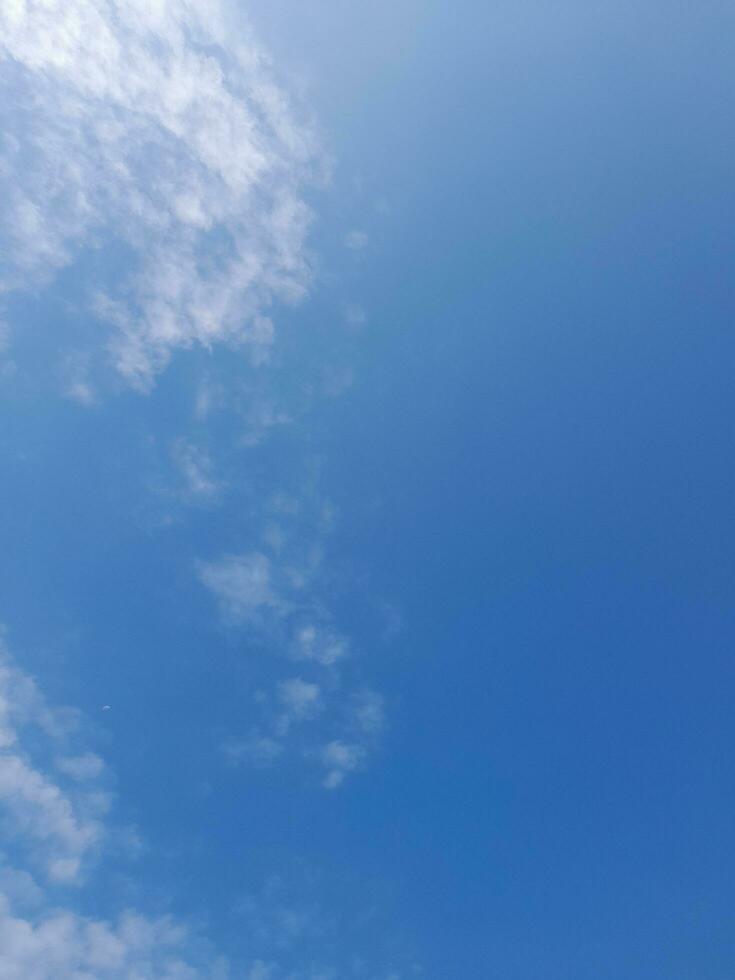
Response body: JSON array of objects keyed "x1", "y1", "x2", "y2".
[
  {"x1": 222, "y1": 736, "x2": 283, "y2": 769},
  {"x1": 0, "y1": 634, "x2": 232, "y2": 976},
  {"x1": 0, "y1": 0, "x2": 405, "y2": 968},
  {"x1": 198, "y1": 553, "x2": 349, "y2": 669},
  {"x1": 0, "y1": 898, "x2": 229, "y2": 980},
  {"x1": 0, "y1": 864, "x2": 43, "y2": 912},
  {"x1": 64, "y1": 379, "x2": 97, "y2": 407},
  {"x1": 319, "y1": 741, "x2": 365, "y2": 790},
  {"x1": 172, "y1": 439, "x2": 221, "y2": 503},
  {"x1": 0, "y1": 0, "x2": 319, "y2": 389},
  {"x1": 59, "y1": 353, "x2": 97, "y2": 406},
  {"x1": 55, "y1": 753, "x2": 105, "y2": 783},
  {"x1": 193, "y1": 376, "x2": 225, "y2": 421},
  {"x1": 198, "y1": 491, "x2": 385, "y2": 787},
  {"x1": 350, "y1": 691, "x2": 385, "y2": 736},
  {"x1": 0, "y1": 755, "x2": 102, "y2": 883},
  {"x1": 198, "y1": 553, "x2": 283, "y2": 625},
  {"x1": 248, "y1": 962, "x2": 277, "y2": 980},
  {"x1": 290, "y1": 624, "x2": 348, "y2": 667},
  {"x1": 0, "y1": 632, "x2": 409, "y2": 974},
  {"x1": 278, "y1": 679, "x2": 320, "y2": 718},
  {"x1": 0, "y1": 639, "x2": 107, "y2": 883},
  {"x1": 275, "y1": 679, "x2": 321, "y2": 736},
  {"x1": 241, "y1": 397, "x2": 292, "y2": 448}
]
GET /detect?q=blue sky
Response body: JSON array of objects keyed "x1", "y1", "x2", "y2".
[{"x1": 1, "y1": 2, "x2": 735, "y2": 977}]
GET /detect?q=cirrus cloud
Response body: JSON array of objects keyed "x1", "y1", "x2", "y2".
[{"x1": 0, "y1": 0, "x2": 320, "y2": 389}]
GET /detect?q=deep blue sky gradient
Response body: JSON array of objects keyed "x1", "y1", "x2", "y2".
[{"x1": 2, "y1": 2, "x2": 735, "y2": 976}]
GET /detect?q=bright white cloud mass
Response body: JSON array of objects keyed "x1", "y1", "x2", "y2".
[{"x1": 0, "y1": 0, "x2": 318, "y2": 389}]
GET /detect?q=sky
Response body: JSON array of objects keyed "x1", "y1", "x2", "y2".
[{"x1": 1, "y1": 1, "x2": 735, "y2": 977}]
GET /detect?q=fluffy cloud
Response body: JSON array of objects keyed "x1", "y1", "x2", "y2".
[
  {"x1": 277, "y1": 679, "x2": 321, "y2": 728},
  {"x1": 0, "y1": 899, "x2": 229, "y2": 980},
  {"x1": 0, "y1": 637, "x2": 409, "y2": 978},
  {"x1": 171, "y1": 439, "x2": 221, "y2": 504},
  {"x1": 222, "y1": 735, "x2": 284, "y2": 769},
  {"x1": 291, "y1": 624, "x2": 347, "y2": 667},
  {"x1": 0, "y1": 0, "x2": 318, "y2": 388},
  {"x1": 197, "y1": 552, "x2": 347, "y2": 666},
  {"x1": 198, "y1": 552, "x2": 284, "y2": 626},
  {"x1": 350, "y1": 690, "x2": 385, "y2": 737},
  {"x1": 0, "y1": 634, "x2": 232, "y2": 977},
  {"x1": 0, "y1": 2, "x2": 406, "y2": 973},
  {"x1": 318, "y1": 741, "x2": 365, "y2": 790},
  {"x1": 55, "y1": 754, "x2": 105, "y2": 783},
  {"x1": 199, "y1": 542, "x2": 385, "y2": 786},
  {"x1": 0, "y1": 638, "x2": 107, "y2": 883}
]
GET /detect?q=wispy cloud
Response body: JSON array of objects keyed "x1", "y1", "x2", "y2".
[
  {"x1": 0, "y1": 634, "x2": 244, "y2": 975},
  {"x1": 0, "y1": 1, "x2": 410, "y2": 974},
  {"x1": 0, "y1": 901, "x2": 230, "y2": 979},
  {"x1": 199, "y1": 481, "x2": 387, "y2": 787},
  {"x1": 276, "y1": 678, "x2": 322, "y2": 735},
  {"x1": 0, "y1": 0, "x2": 319, "y2": 389},
  {"x1": 55, "y1": 753, "x2": 105, "y2": 783},
  {"x1": 222, "y1": 734, "x2": 284, "y2": 769},
  {"x1": 59, "y1": 353, "x2": 97, "y2": 406},
  {"x1": 240, "y1": 396, "x2": 292, "y2": 448},
  {"x1": 350, "y1": 689, "x2": 386, "y2": 737},
  {"x1": 171, "y1": 439, "x2": 222, "y2": 504},
  {"x1": 0, "y1": 633, "x2": 411, "y2": 978},
  {"x1": 0, "y1": 635, "x2": 108, "y2": 883},
  {"x1": 318, "y1": 740, "x2": 366, "y2": 790},
  {"x1": 233, "y1": 871, "x2": 419, "y2": 979},
  {"x1": 199, "y1": 552, "x2": 285, "y2": 627}
]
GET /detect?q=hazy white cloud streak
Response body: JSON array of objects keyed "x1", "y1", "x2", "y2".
[{"x1": 0, "y1": 0, "x2": 319, "y2": 388}]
